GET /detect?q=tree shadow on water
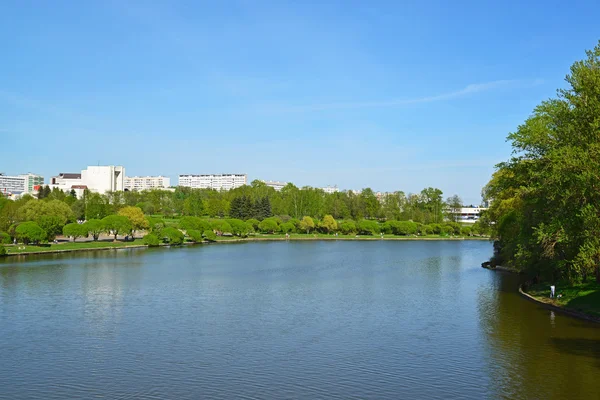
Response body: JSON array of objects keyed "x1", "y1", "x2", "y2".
[{"x1": 550, "y1": 337, "x2": 600, "y2": 368}]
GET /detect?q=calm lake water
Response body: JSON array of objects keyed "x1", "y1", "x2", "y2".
[{"x1": 0, "y1": 241, "x2": 599, "y2": 399}]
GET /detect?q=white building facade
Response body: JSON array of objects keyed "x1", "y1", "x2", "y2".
[
  {"x1": 455, "y1": 207, "x2": 488, "y2": 224},
  {"x1": 178, "y1": 174, "x2": 247, "y2": 190},
  {"x1": 0, "y1": 173, "x2": 44, "y2": 195},
  {"x1": 261, "y1": 180, "x2": 287, "y2": 191},
  {"x1": 322, "y1": 185, "x2": 339, "y2": 194},
  {"x1": 125, "y1": 176, "x2": 171, "y2": 191},
  {"x1": 49, "y1": 166, "x2": 125, "y2": 197}
]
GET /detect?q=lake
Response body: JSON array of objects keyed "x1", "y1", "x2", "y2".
[{"x1": 0, "y1": 241, "x2": 599, "y2": 399}]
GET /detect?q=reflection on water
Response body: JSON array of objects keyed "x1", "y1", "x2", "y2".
[{"x1": 0, "y1": 242, "x2": 599, "y2": 400}]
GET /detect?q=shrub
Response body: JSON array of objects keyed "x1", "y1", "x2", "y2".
[
  {"x1": 15, "y1": 222, "x2": 46, "y2": 244},
  {"x1": 258, "y1": 218, "x2": 278, "y2": 233},
  {"x1": 320, "y1": 215, "x2": 337, "y2": 233},
  {"x1": 226, "y1": 219, "x2": 249, "y2": 237},
  {"x1": 62, "y1": 223, "x2": 88, "y2": 241},
  {"x1": 143, "y1": 234, "x2": 160, "y2": 247},
  {"x1": 0, "y1": 232, "x2": 11, "y2": 244},
  {"x1": 357, "y1": 219, "x2": 379, "y2": 235},
  {"x1": 187, "y1": 229, "x2": 203, "y2": 242},
  {"x1": 246, "y1": 219, "x2": 260, "y2": 231},
  {"x1": 0, "y1": 246, "x2": 6, "y2": 256},
  {"x1": 161, "y1": 227, "x2": 184, "y2": 245},
  {"x1": 203, "y1": 230, "x2": 217, "y2": 242},
  {"x1": 179, "y1": 216, "x2": 210, "y2": 232},
  {"x1": 299, "y1": 216, "x2": 315, "y2": 233},
  {"x1": 460, "y1": 226, "x2": 472, "y2": 236},
  {"x1": 211, "y1": 220, "x2": 233, "y2": 235},
  {"x1": 339, "y1": 220, "x2": 357, "y2": 235},
  {"x1": 279, "y1": 222, "x2": 295, "y2": 233}
]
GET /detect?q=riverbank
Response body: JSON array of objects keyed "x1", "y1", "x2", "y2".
[
  {"x1": 1, "y1": 234, "x2": 489, "y2": 257},
  {"x1": 520, "y1": 281, "x2": 600, "y2": 322}
]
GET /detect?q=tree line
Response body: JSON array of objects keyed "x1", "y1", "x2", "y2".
[
  {"x1": 0, "y1": 181, "x2": 487, "y2": 248},
  {"x1": 483, "y1": 42, "x2": 600, "y2": 283}
]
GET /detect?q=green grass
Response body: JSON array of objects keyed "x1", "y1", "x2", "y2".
[
  {"x1": 214, "y1": 233, "x2": 488, "y2": 241},
  {"x1": 527, "y1": 281, "x2": 600, "y2": 318},
  {"x1": 2, "y1": 239, "x2": 146, "y2": 255}
]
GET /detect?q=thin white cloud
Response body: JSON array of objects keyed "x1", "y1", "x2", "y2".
[{"x1": 258, "y1": 79, "x2": 543, "y2": 113}]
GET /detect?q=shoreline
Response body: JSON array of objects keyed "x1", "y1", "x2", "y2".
[
  {"x1": 518, "y1": 284, "x2": 600, "y2": 324},
  {"x1": 482, "y1": 262, "x2": 600, "y2": 323},
  {"x1": 2, "y1": 236, "x2": 489, "y2": 258}
]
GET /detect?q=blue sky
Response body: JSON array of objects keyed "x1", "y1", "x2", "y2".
[{"x1": 1, "y1": 0, "x2": 599, "y2": 205}]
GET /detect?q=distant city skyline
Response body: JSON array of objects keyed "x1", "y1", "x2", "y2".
[{"x1": 3, "y1": 1, "x2": 600, "y2": 206}]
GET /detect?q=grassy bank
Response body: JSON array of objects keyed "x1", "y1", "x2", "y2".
[
  {"x1": 525, "y1": 281, "x2": 600, "y2": 319},
  {"x1": 2, "y1": 233, "x2": 489, "y2": 257},
  {"x1": 2, "y1": 239, "x2": 146, "y2": 255}
]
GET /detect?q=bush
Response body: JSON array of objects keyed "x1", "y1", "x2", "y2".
[
  {"x1": 0, "y1": 246, "x2": 6, "y2": 257},
  {"x1": 15, "y1": 222, "x2": 46, "y2": 244},
  {"x1": 460, "y1": 226, "x2": 472, "y2": 236},
  {"x1": 179, "y1": 216, "x2": 210, "y2": 232},
  {"x1": 211, "y1": 220, "x2": 233, "y2": 235},
  {"x1": 226, "y1": 219, "x2": 249, "y2": 237},
  {"x1": 143, "y1": 234, "x2": 160, "y2": 247},
  {"x1": 258, "y1": 218, "x2": 278, "y2": 233},
  {"x1": 444, "y1": 222, "x2": 461, "y2": 235},
  {"x1": 0, "y1": 232, "x2": 11, "y2": 244},
  {"x1": 279, "y1": 222, "x2": 295, "y2": 233},
  {"x1": 357, "y1": 219, "x2": 379, "y2": 235},
  {"x1": 62, "y1": 223, "x2": 88, "y2": 241},
  {"x1": 203, "y1": 230, "x2": 217, "y2": 242},
  {"x1": 187, "y1": 229, "x2": 203, "y2": 242},
  {"x1": 246, "y1": 219, "x2": 260, "y2": 231},
  {"x1": 339, "y1": 220, "x2": 357, "y2": 235},
  {"x1": 161, "y1": 227, "x2": 184, "y2": 245}
]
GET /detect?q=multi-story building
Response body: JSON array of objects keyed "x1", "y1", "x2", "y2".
[
  {"x1": 454, "y1": 207, "x2": 488, "y2": 224},
  {"x1": 178, "y1": 174, "x2": 247, "y2": 191},
  {"x1": 322, "y1": 185, "x2": 339, "y2": 194},
  {"x1": 0, "y1": 173, "x2": 44, "y2": 195},
  {"x1": 49, "y1": 166, "x2": 125, "y2": 197},
  {"x1": 124, "y1": 176, "x2": 171, "y2": 191},
  {"x1": 261, "y1": 180, "x2": 287, "y2": 191}
]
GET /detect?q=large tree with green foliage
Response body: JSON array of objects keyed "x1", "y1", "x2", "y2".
[
  {"x1": 484, "y1": 42, "x2": 600, "y2": 283},
  {"x1": 101, "y1": 215, "x2": 132, "y2": 241}
]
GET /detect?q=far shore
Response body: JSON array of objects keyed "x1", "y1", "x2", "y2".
[{"x1": 1, "y1": 234, "x2": 489, "y2": 258}]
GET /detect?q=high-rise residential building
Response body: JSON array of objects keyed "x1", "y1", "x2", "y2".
[
  {"x1": 124, "y1": 176, "x2": 171, "y2": 191},
  {"x1": 261, "y1": 180, "x2": 287, "y2": 191},
  {"x1": 49, "y1": 166, "x2": 125, "y2": 197},
  {"x1": 0, "y1": 173, "x2": 44, "y2": 195},
  {"x1": 321, "y1": 185, "x2": 339, "y2": 194},
  {"x1": 178, "y1": 174, "x2": 247, "y2": 190}
]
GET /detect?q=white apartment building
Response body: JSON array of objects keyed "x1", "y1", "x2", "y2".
[
  {"x1": 50, "y1": 166, "x2": 125, "y2": 197},
  {"x1": 0, "y1": 173, "x2": 44, "y2": 195},
  {"x1": 455, "y1": 207, "x2": 488, "y2": 224},
  {"x1": 125, "y1": 176, "x2": 171, "y2": 191},
  {"x1": 262, "y1": 180, "x2": 287, "y2": 191},
  {"x1": 178, "y1": 174, "x2": 247, "y2": 191},
  {"x1": 322, "y1": 185, "x2": 339, "y2": 194}
]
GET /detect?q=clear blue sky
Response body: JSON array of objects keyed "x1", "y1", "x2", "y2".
[{"x1": 1, "y1": 0, "x2": 599, "y2": 205}]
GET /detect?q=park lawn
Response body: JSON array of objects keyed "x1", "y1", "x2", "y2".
[
  {"x1": 214, "y1": 233, "x2": 488, "y2": 241},
  {"x1": 2, "y1": 238, "x2": 146, "y2": 255},
  {"x1": 527, "y1": 281, "x2": 600, "y2": 318}
]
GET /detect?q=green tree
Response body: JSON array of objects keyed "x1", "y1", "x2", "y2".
[
  {"x1": 0, "y1": 232, "x2": 11, "y2": 244},
  {"x1": 357, "y1": 219, "x2": 379, "y2": 235},
  {"x1": 186, "y1": 229, "x2": 204, "y2": 242},
  {"x1": 203, "y1": 230, "x2": 217, "y2": 242},
  {"x1": 299, "y1": 216, "x2": 315, "y2": 234},
  {"x1": 143, "y1": 233, "x2": 160, "y2": 247},
  {"x1": 445, "y1": 195, "x2": 463, "y2": 222},
  {"x1": 101, "y1": 215, "x2": 132, "y2": 241},
  {"x1": 339, "y1": 220, "x2": 357, "y2": 235},
  {"x1": 85, "y1": 192, "x2": 110, "y2": 220},
  {"x1": 118, "y1": 206, "x2": 149, "y2": 233},
  {"x1": 15, "y1": 222, "x2": 46, "y2": 244},
  {"x1": 84, "y1": 219, "x2": 104, "y2": 241},
  {"x1": 63, "y1": 223, "x2": 88, "y2": 241},
  {"x1": 279, "y1": 222, "x2": 295, "y2": 233},
  {"x1": 161, "y1": 227, "x2": 184, "y2": 245},
  {"x1": 258, "y1": 218, "x2": 278, "y2": 234},
  {"x1": 320, "y1": 215, "x2": 337, "y2": 233},
  {"x1": 36, "y1": 215, "x2": 65, "y2": 241}
]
